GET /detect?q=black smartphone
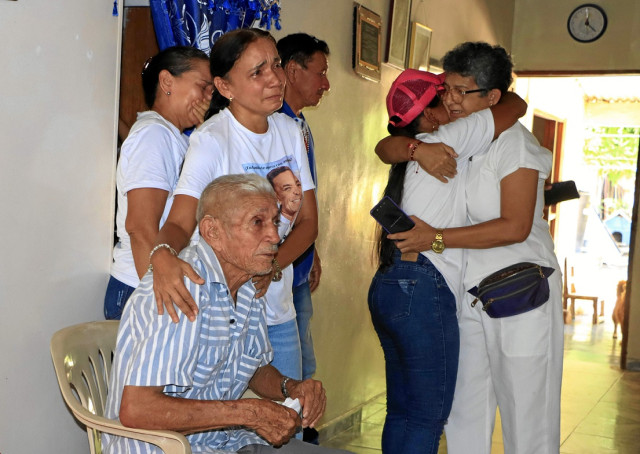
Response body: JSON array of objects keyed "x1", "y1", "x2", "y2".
[
  {"x1": 544, "y1": 180, "x2": 580, "y2": 206},
  {"x1": 370, "y1": 196, "x2": 415, "y2": 234}
]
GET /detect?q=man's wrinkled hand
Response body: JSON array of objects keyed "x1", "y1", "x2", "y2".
[
  {"x1": 151, "y1": 249, "x2": 203, "y2": 322},
  {"x1": 246, "y1": 399, "x2": 300, "y2": 446},
  {"x1": 288, "y1": 379, "x2": 326, "y2": 429}
]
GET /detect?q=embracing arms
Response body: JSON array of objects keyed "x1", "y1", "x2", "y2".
[
  {"x1": 374, "y1": 92, "x2": 528, "y2": 181},
  {"x1": 375, "y1": 139, "x2": 458, "y2": 182},
  {"x1": 388, "y1": 168, "x2": 539, "y2": 252}
]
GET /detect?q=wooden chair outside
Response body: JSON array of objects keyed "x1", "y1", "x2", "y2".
[{"x1": 563, "y1": 258, "x2": 603, "y2": 325}]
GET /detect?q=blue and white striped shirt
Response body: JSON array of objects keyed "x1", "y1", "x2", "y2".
[{"x1": 103, "y1": 237, "x2": 273, "y2": 454}]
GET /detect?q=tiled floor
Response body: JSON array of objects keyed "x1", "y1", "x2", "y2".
[{"x1": 322, "y1": 314, "x2": 640, "y2": 453}]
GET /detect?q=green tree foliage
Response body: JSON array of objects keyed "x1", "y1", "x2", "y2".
[{"x1": 583, "y1": 126, "x2": 639, "y2": 186}]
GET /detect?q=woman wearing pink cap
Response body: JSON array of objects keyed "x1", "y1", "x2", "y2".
[
  {"x1": 368, "y1": 69, "x2": 526, "y2": 454},
  {"x1": 386, "y1": 43, "x2": 563, "y2": 454}
]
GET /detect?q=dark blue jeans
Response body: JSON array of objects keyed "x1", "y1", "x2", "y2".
[
  {"x1": 368, "y1": 253, "x2": 459, "y2": 454},
  {"x1": 104, "y1": 276, "x2": 136, "y2": 320}
]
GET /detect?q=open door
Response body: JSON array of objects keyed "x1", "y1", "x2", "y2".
[
  {"x1": 118, "y1": 6, "x2": 159, "y2": 143},
  {"x1": 532, "y1": 113, "x2": 565, "y2": 239}
]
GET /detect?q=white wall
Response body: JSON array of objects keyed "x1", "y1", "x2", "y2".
[
  {"x1": 0, "y1": 1, "x2": 121, "y2": 452},
  {"x1": 413, "y1": 0, "x2": 515, "y2": 61}
]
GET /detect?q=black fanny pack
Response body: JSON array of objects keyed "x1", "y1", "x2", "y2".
[{"x1": 468, "y1": 262, "x2": 555, "y2": 318}]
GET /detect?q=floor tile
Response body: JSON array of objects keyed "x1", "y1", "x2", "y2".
[
  {"x1": 560, "y1": 432, "x2": 640, "y2": 454},
  {"x1": 322, "y1": 317, "x2": 640, "y2": 453}
]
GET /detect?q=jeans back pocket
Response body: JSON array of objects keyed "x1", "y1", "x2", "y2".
[{"x1": 370, "y1": 278, "x2": 417, "y2": 321}]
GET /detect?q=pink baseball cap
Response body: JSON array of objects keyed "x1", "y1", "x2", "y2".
[{"x1": 386, "y1": 69, "x2": 446, "y2": 127}]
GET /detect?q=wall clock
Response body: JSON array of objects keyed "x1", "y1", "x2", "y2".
[{"x1": 567, "y1": 4, "x2": 607, "y2": 43}]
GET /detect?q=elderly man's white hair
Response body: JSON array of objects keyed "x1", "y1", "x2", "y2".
[{"x1": 196, "y1": 173, "x2": 277, "y2": 223}]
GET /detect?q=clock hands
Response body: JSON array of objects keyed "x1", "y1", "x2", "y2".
[
  {"x1": 568, "y1": 4, "x2": 607, "y2": 42},
  {"x1": 584, "y1": 7, "x2": 597, "y2": 33}
]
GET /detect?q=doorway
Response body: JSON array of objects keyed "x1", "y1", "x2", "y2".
[
  {"x1": 118, "y1": 5, "x2": 158, "y2": 143},
  {"x1": 531, "y1": 113, "x2": 565, "y2": 239},
  {"x1": 514, "y1": 75, "x2": 640, "y2": 369}
]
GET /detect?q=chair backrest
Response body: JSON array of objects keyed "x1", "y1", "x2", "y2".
[
  {"x1": 51, "y1": 321, "x2": 191, "y2": 454},
  {"x1": 51, "y1": 321, "x2": 119, "y2": 453}
]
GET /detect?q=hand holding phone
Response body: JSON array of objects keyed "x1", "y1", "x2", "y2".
[{"x1": 370, "y1": 196, "x2": 415, "y2": 234}]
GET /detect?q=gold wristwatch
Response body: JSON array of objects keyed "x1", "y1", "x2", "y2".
[{"x1": 431, "y1": 230, "x2": 445, "y2": 254}]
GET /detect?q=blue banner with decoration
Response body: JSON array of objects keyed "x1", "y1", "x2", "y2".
[{"x1": 149, "y1": 0, "x2": 281, "y2": 54}]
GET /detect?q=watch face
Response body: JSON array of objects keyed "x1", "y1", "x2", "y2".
[
  {"x1": 568, "y1": 4, "x2": 607, "y2": 43},
  {"x1": 431, "y1": 240, "x2": 445, "y2": 254}
]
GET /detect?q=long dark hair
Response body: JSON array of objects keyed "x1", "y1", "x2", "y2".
[
  {"x1": 205, "y1": 28, "x2": 275, "y2": 120},
  {"x1": 376, "y1": 95, "x2": 439, "y2": 271},
  {"x1": 141, "y1": 46, "x2": 208, "y2": 109}
]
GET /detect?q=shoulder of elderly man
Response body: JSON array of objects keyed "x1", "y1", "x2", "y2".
[{"x1": 112, "y1": 238, "x2": 328, "y2": 447}]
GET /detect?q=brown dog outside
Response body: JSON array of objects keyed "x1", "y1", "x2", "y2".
[{"x1": 613, "y1": 280, "x2": 627, "y2": 339}]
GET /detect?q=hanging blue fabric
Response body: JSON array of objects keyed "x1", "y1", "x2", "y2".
[
  {"x1": 112, "y1": 0, "x2": 119, "y2": 17},
  {"x1": 149, "y1": 0, "x2": 281, "y2": 55}
]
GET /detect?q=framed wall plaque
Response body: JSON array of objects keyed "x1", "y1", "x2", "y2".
[
  {"x1": 385, "y1": 0, "x2": 412, "y2": 69},
  {"x1": 353, "y1": 3, "x2": 381, "y2": 82},
  {"x1": 407, "y1": 22, "x2": 432, "y2": 71}
]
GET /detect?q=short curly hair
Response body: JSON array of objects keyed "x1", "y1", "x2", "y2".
[{"x1": 442, "y1": 42, "x2": 513, "y2": 94}]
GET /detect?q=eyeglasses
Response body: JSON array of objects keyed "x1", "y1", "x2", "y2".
[{"x1": 437, "y1": 84, "x2": 488, "y2": 100}]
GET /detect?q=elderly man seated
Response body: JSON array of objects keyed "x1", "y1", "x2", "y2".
[{"x1": 103, "y1": 174, "x2": 352, "y2": 454}]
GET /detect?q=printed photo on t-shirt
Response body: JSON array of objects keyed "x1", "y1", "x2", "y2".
[{"x1": 243, "y1": 156, "x2": 304, "y2": 242}]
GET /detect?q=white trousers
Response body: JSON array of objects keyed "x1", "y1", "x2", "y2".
[{"x1": 445, "y1": 272, "x2": 563, "y2": 454}]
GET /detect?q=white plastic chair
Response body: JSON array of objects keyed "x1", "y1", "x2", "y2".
[{"x1": 50, "y1": 320, "x2": 191, "y2": 454}]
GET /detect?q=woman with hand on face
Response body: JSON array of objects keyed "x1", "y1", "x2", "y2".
[
  {"x1": 149, "y1": 28, "x2": 317, "y2": 385},
  {"x1": 369, "y1": 69, "x2": 526, "y2": 454},
  {"x1": 104, "y1": 46, "x2": 212, "y2": 320}
]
